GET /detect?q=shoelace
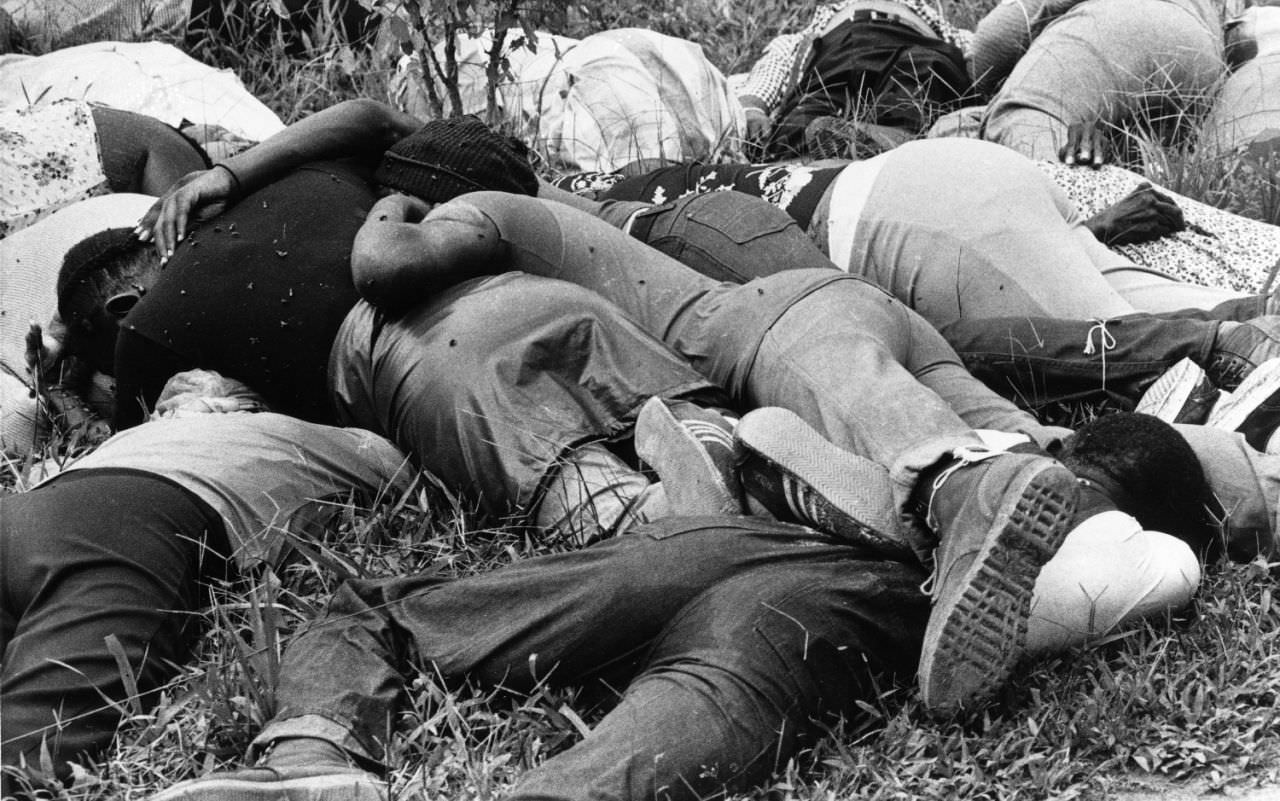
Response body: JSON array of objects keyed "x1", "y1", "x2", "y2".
[
  {"x1": 918, "y1": 445, "x2": 1006, "y2": 598},
  {"x1": 1083, "y1": 318, "x2": 1117, "y2": 391}
]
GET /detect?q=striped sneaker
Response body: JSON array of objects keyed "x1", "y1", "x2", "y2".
[
  {"x1": 635, "y1": 396, "x2": 744, "y2": 515},
  {"x1": 1136, "y1": 358, "x2": 1220, "y2": 425},
  {"x1": 1208, "y1": 356, "x2": 1280, "y2": 453},
  {"x1": 733, "y1": 406, "x2": 910, "y2": 558},
  {"x1": 148, "y1": 766, "x2": 387, "y2": 801},
  {"x1": 915, "y1": 448, "x2": 1078, "y2": 715}
]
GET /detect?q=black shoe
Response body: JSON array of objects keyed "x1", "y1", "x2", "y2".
[{"x1": 1207, "y1": 316, "x2": 1280, "y2": 391}]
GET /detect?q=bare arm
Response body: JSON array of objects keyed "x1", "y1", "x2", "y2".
[
  {"x1": 138, "y1": 99, "x2": 425, "y2": 258},
  {"x1": 351, "y1": 196, "x2": 510, "y2": 311}
]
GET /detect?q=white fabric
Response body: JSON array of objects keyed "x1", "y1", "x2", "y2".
[
  {"x1": 0, "y1": 41, "x2": 284, "y2": 141},
  {"x1": 1027, "y1": 510, "x2": 1201, "y2": 654},
  {"x1": 53, "y1": 412, "x2": 415, "y2": 567},
  {"x1": 0, "y1": 100, "x2": 109, "y2": 238},
  {"x1": 2, "y1": 0, "x2": 189, "y2": 51},
  {"x1": 394, "y1": 29, "x2": 581, "y2": 128},
  {"x1": 395, "y1": 28, "x2": 745, "y2": 171},
  {"x1": 0, "y1": 371, "x2": 40, "y2": 455},
  {"x1": 824, "y1": 156, "x2": 885, "y2": 271}
]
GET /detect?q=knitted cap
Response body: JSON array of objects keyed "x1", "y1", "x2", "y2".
[
  {"x1": 56, "y1": 227, "x2": 141, "y2": 317},
  {"x1": 374, "y1": 116, "x2": 539, "y2": 201}
]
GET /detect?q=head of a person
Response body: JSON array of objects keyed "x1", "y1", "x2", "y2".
[
  {"x1": 1056, "y1": 412, "x2": 1221, "y2": 561},
  {"x1": 372, "y1": 115, "x2": 539, "y2": 204},
  {"x1": 57, "y1": 228, "x2": 160, "y2": 376}
]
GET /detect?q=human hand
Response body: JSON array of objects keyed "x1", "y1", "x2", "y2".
[
  {"x1": 1084, "y1": 182, "x2": 1186, "y2": 245},
  {"x1": 1059, "y1": 121, "x2": 1108, "y2": 168},
  {"x1": 134, "y1": 166, "x2": 239, "y2": 263}
]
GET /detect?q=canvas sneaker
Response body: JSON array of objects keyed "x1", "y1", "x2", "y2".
[
  {"x1": 1136, "y1": 358, "x2": 1220, "y2": 425},
  {"x1": 915, "y1": 447, "x2": 1078, "y2": 715},
  {"x1": 733, "y1": 406, "x2": 910, "y2": 558},
  {"x1": 1207, "y1": 316, "x2": 1280, "y2": 391},
  {"x1": 1207, "y1": 356, "x2": 1280, "y2": 453},
  {"x1": 635, "y1": 396, "x2": 744, "y2": 515}
]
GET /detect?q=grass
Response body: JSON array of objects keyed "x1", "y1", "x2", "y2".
[{"x1": 8, "y1": 0, "x2": 1280, "y2": 799}]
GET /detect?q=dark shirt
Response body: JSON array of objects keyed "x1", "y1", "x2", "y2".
[
  {"x1": 595, "y1": 162, "x2": 843, "y2": 229},
  {"x1": 113, "y1": 161, "x2": 374, "y2": 428}
]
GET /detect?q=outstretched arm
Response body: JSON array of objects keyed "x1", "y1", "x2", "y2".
[
  {"x1": 351, "y1": 196, "x2": 511, "y2": 311},
  {"x1": 138, "y1": 99, "x2": 425, "y2": 259}
]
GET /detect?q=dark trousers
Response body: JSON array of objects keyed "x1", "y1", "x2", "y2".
[
  {"x1": 260, "y1": 517, "x2": 928, "y2": 801},
  {"x1": 1, "y1": 470, "x2": 228, "y2": 784}
]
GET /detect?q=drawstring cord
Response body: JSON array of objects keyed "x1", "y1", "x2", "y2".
[{"x1": 1083, "y1": 318, "x2": 1117, "y2": 390}]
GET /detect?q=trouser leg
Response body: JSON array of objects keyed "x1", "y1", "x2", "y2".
[
  {"x1": 735, "y1": 274, "x2": 1060, "y2": 507},
  {"x1": 1174, "y1": 424, "x2": 1280, "y2": 559},
  {"x1": 256, "y1": 518, "x2": 873, "y2": 764},
  {"x1": 508, "y1": 558, "x2": 927, "y2": 801},
  {"x1": 1, "y1": 472, "x2": 228, "y2": 780},
  {"x1": 948, "y1": 313, "x2": 1219, "y2": 409},
  {"x1": 980, "y1": 0, "x2": 1221, "y2": 160}
]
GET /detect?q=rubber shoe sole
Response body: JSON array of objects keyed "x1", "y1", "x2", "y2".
[
  {"x1": 917, "y1": 457, "x2": 1077, "y2": 716},
  {"x1": 734, "y1": 406, "x2": 908, "y2": 557},
  {"x1": 149, "y1": 768, "x2": 388, "y2": 801}
]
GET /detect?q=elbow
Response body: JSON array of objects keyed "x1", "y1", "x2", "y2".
[{"x1": 352, "y1": 251, "x2": 413, "y2": 312}]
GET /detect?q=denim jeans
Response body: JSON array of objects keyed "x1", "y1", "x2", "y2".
[
  {"x1": 600, "y1": 191, "x2": 837, "y2": 284},
  {"x1": 948, "y1": 313, "x2": 1221, "y2": 410},
  {"x1": 1, "y1": 471, "x2": 228, "y2": 783},
  {"x1": 472, "y1": 195, "x2": 1066, "y2": 511},
  {"x1": 256, "y1": 517, "x2": 927, "y2": 801},
  {"x1": 595, "y1": 190, "x2": 1260, "y2": 415}
]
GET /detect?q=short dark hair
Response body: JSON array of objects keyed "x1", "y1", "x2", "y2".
[
  {"x1": 1057, "y1": 411, "x2": 1221, "y2": 560},
  {"x1": 57, "y1": 228, "x2": 157, "y2": 369}
]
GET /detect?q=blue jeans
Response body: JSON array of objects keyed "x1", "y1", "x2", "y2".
[{"x1": 255, "y1": 517, "x2": 927, "y2": 801}]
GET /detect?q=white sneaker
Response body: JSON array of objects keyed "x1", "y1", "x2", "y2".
[
  {"x1": 1207, "y1": 356, "x2": 1280, "y2": 453},
  {"x1": 1136, "y1": 358, "x2": 1220, "y2": 425}
]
